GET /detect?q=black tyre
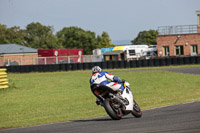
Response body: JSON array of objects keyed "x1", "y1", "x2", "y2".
[
  {"x1": 103, "y1": 98, "x2": 122, "y2": 120},
  {"x1": 131, "y1": 100, "x2": 142, "y2": 118}
]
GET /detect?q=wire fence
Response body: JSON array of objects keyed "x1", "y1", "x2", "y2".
[{"x1": 0, "y1": 55, "x2": 103, "y2": 66}]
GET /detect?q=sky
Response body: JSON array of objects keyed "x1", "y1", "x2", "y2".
[{"x1": 0, "y1": 0, "x2": 200, "y2": 43}]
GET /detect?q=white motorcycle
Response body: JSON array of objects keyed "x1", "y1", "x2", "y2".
[{"x1": 90, "y1": 81, "x2": 142, "y2": 120}]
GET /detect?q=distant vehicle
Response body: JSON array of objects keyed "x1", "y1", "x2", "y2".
[
  {"x1": 38, "y1": 49, "x2": 83, "y2": 64},
  {"x1": 143, "y1": 51, "x2": 157, "y2": 59},
  {"x1": 38, "y1": 49, "x2": 83, "y2": 57},
  {"x1": 4, "y1": 61, "x2": 19, "y2": 66},
  {"x1": 52, "y1": 60, "x2": 77, "y2": 64},
  {"x1": 148, "y1": 45, "x2": 157, "y2": 52},
  {"x1": 112, "y1": 45, "x2": 157, "y2": 60},
  {"x1": 124, "y1": 45, "x2": 149, "y2": 60}
]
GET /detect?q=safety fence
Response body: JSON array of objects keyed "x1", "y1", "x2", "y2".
[
  {"x1": 1, "y1": 56, "x2": 200, "y2": 73},
  {"x1": 0, "y1": 55, "x2": 102, "y2": 66},
  {"x1": 0, "y1": 68, "x2": 8, "y2": 89}
]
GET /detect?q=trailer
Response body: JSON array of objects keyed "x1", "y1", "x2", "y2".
[
  {"x1": 112, "y1": 45, "x2": 152, "y2": 60},
  {"x1": 125, "y1": 45, "x2": 149, "y2": 60},
  {"x1": 38, "y1": 49, "x2": 83, "y2": 64}
]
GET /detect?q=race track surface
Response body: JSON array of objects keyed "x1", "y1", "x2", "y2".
[
  {"x1": 163, "y1": 67, "x2": 200, "y2": 75},
  {"x1": 111, "y1": 67, "x2": 200, "y2": 75},
  {"x1": 1, "y1": 101, "x2": 200, "y2": 133}
]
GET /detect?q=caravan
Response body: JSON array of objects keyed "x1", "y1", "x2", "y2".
[
  {"x1": 124, "y1": 45, "x2": 149, "y2": 60},
  {"x1": 112, "y1": 45, "x2": 156, "y2": 60}
]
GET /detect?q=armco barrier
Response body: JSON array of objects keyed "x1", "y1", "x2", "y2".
[
  {"x1": 0, "y1": 68, "x2": 8, "y2": 89},
  {"x1": 1, "y1": 56, "x2": 200, "y2": 73}
]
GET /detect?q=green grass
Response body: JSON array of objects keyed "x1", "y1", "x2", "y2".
[{"x1": 1, "y1": 65, "x2": 200, "y2": 128}]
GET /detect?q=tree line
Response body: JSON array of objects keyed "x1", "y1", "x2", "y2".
[
  {"x1": 0, "y1": 22, "x2": 157, "y2": 55},
  {"x1": 0, "y1": 22, "x2": 114, "y2": 55}
]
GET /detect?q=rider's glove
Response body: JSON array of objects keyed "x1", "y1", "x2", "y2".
[{"x1": 121, "y1": 79, "x2": 125, "y2": 83}]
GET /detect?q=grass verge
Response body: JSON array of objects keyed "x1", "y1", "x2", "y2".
[{"x1": 0, "y1": 65, "x2": 200, "y2": 128}]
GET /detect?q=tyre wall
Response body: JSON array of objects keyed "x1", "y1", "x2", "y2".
[{"x1": 1, "y1": 56, "x2": 200, "y2": 73}]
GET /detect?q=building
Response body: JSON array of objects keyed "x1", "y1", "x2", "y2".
[
  {"x1": 101, "y1": 47, "x2": 114, "y2": 55},
  {"x1": 0, "y1": 44, "x2": 37, "y2": 66},
  {"x1": 157, "y1": 11, "x2": 200, "y2": 57},
  {"x1": 92, "y1": 48, "x2": 114, "y2": 62}
]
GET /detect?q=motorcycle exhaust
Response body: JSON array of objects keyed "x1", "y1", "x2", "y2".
[{"x1": 109, "y1": 93, "x2": 126, "y2": 107}]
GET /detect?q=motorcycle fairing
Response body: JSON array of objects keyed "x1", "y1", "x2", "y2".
[{"x1": 121, "y1": 87, "x2": 134, "y2": 111}]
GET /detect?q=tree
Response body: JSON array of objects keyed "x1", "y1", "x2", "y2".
[
  {"x1": 0, "y1": 24, "x2": 26, "y2": 45},
  {"x1": 57, "y1": 26, "x2": 97, "y2": 55},
  {"x1": 131, "y1": 30, "x2": 158, "y2": 45},
  {"x1": 8, "y1": 26, "x2": 26, "y2": 45},
  {"x1": 96, "y1": 32, "x2": 115, "y2": 48},
  {"x1": 0, "y1": 24, "x2": 9, "y2": 43},
  {"x1": 25, "y1": 22, "x2": 59, "y2": 49},
  {"x1": 0, "y1": 23, "x2": 115, "y2": 55}
]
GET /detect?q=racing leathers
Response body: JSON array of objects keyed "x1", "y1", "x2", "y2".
[{"x1": 90, "y1": 71, "x2": 125, "y2": 92}]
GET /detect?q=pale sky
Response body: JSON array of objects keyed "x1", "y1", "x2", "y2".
[{"x1": 0, "y1": 0, "x2": 199, "y2": 42}]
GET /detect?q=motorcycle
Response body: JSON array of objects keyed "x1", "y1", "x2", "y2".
[{"x1": 90, "y1": 81, "x2": 142, "y2": 120}]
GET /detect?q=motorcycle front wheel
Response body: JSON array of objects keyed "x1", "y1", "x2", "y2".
[
  {"x1": 131, "y1": 100, "x2": 142, "y2": 118},
  {"x1": 103, "y1": 98, "x2": 122, "y2": 120}
]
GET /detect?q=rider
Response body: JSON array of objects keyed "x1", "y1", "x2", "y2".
[{"x1": 90, "y1": 66, "x2": 125, "y2": 105}]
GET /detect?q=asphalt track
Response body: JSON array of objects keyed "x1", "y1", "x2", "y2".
[
  {"x1": 111, "y1": 67, "x2": 200, "y2": 75},
  {"x1": 1, "y1": 101, "x2": 200, "y2": 133},
  {"x1": 164, "y1": 67, "x2": 200, "y2": 75}
]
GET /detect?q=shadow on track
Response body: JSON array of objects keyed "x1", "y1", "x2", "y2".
[{"x1": 73, "y1": 116, "x2": 133, "y2": 123}]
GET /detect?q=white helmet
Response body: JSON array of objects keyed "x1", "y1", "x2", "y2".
[{"x1": 92, "y1": 66, "x2": 102, "y2": 74}]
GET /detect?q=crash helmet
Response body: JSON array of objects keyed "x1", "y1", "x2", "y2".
[{"x1": 92, "y1": 66, "x2": 102, "y2": 74}]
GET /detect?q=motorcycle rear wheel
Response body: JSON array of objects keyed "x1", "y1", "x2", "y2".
[
  {"x1": 131, "y1": 100, "x2": 142, "y2": 118},
  {"x1": 104, "y1": 98, "x2": 122, "y2": 120}
]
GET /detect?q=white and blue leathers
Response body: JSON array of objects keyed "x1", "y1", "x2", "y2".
[{"x1": 90, "y1": 71, "x2": 125, "y2": 92}]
